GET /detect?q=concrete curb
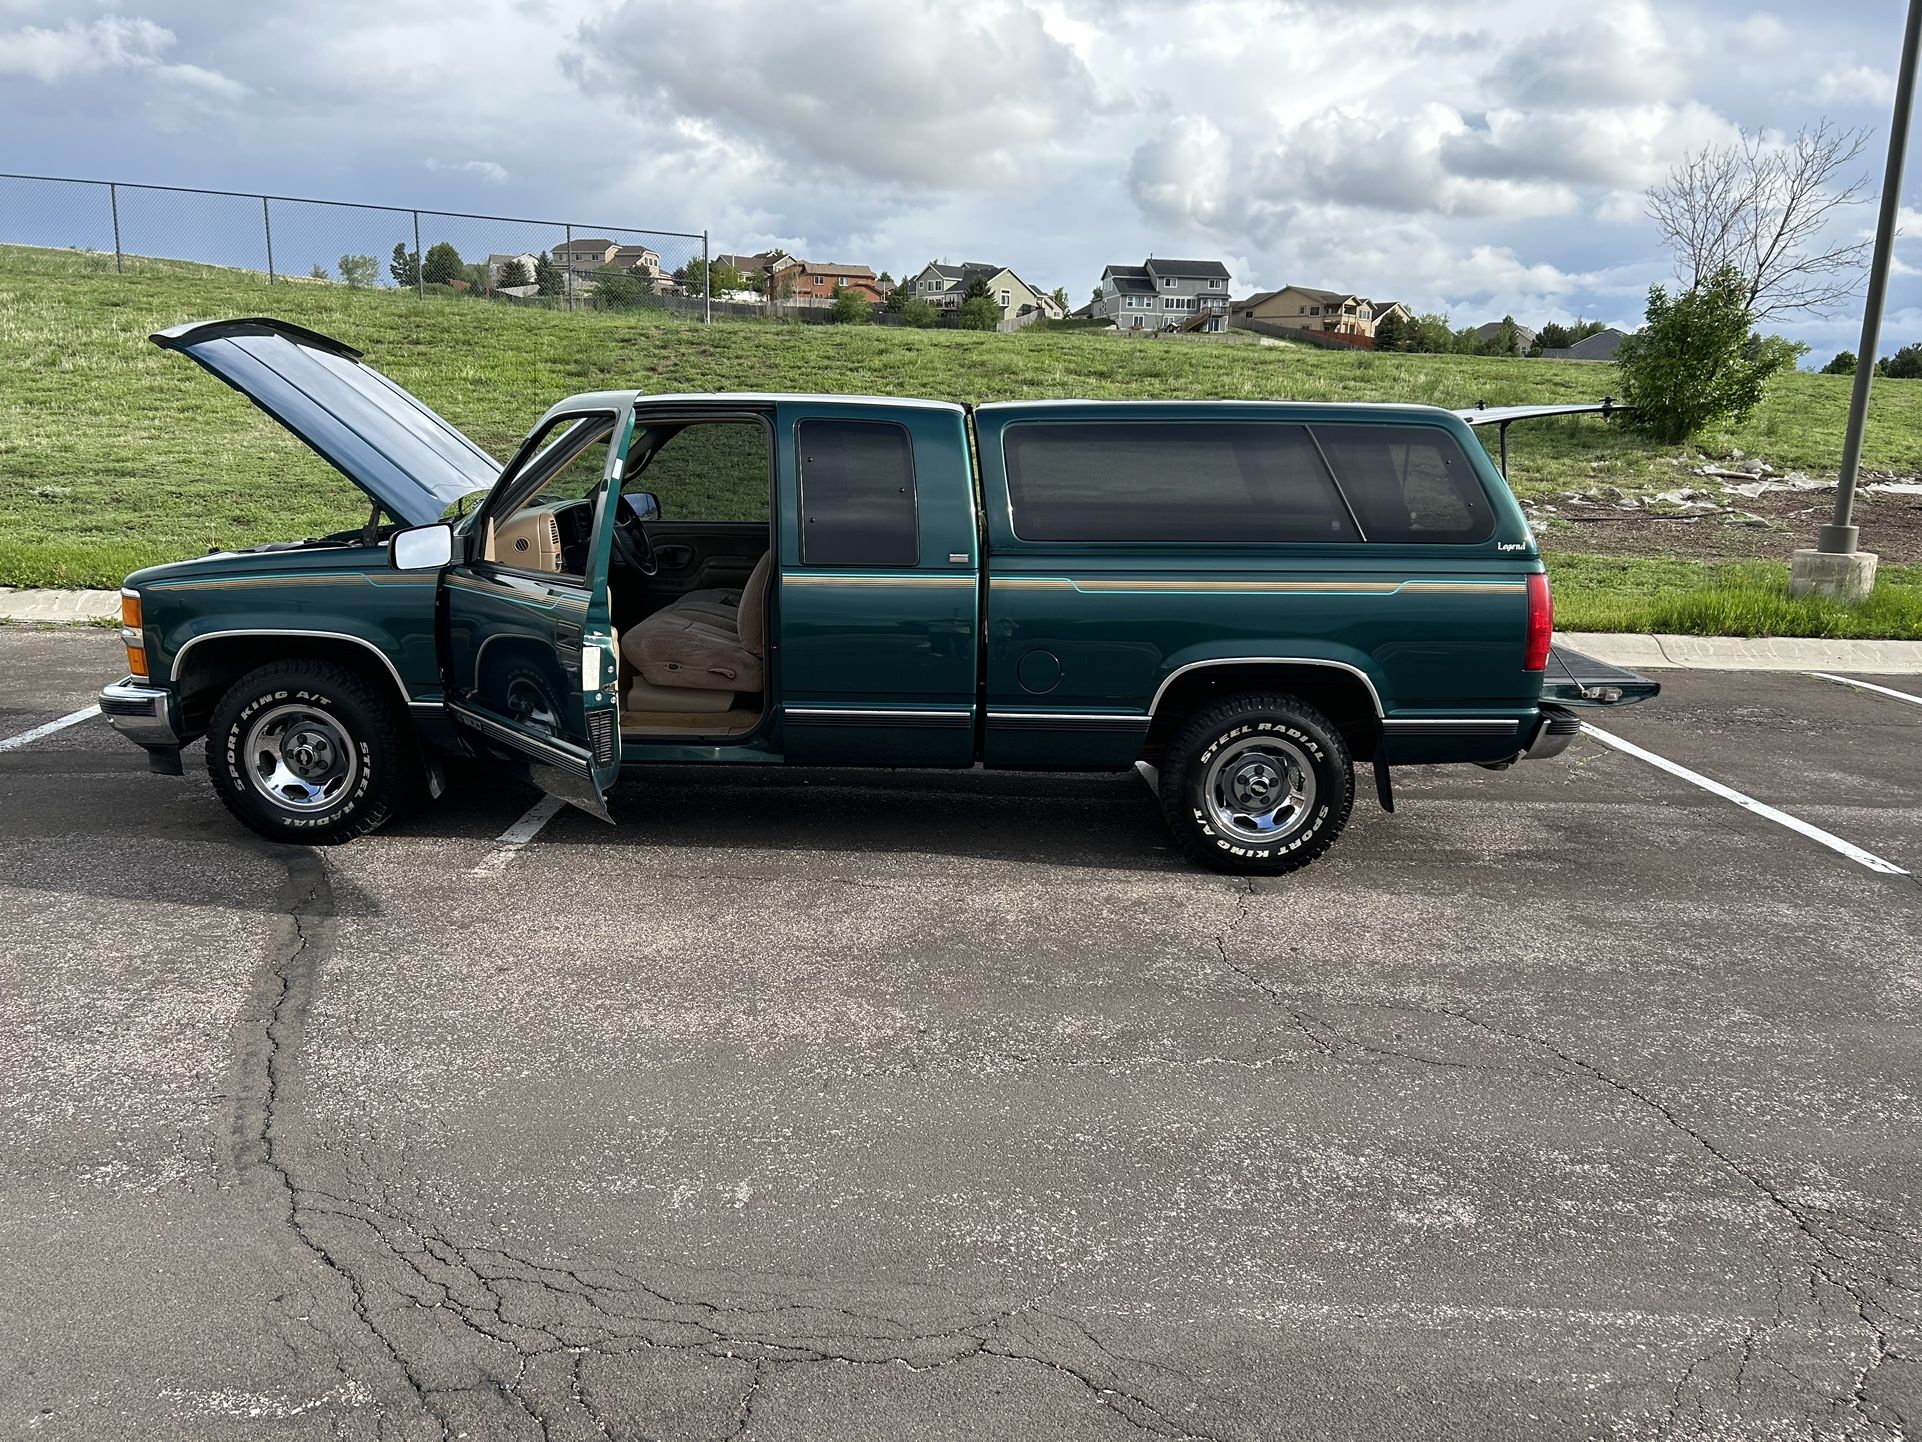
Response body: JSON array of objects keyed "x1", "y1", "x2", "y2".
[
  {"x1": 1557, "y1": 631, "x2": 1922, "y2": 674},
  {"x1": 0, "y1": 588, "x2": 118, "y2": 623}
]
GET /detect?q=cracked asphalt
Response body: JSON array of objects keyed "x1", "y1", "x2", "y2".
[{"x1": 2, "y1": 626, "x2": 1918, "y2": 1441}]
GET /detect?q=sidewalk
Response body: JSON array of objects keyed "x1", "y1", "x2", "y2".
[
  {"x1": 0, "y1": 588, "x2": 118, "y2": 623},
  {"x1": 1558, "y1": 631, "x2": 1922, "y2": 674},
  {"x1": 2, "y1": 587, "x2": 1918, "y2": 672}
]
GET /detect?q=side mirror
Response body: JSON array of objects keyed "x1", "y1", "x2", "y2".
[
  {"x1": 622, "y1": 490, "x2": 663, "y2": 522},
  {"x1": 390, "y1": 523, "x2": 454, "y2": 571}
]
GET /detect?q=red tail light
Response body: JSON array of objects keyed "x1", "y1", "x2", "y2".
[{"x1": 1524, "y1": 572, "x2": 1553, "y2": 672}]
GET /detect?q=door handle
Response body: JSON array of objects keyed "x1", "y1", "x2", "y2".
[
  {"x1": 655, "y1": 544, "x2": 695, "y2": 570},
  {"x1": 555, "y1": 619, "x2": 583, "y2": 655}
]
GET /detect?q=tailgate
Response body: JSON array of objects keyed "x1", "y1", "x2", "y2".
[{"x1": 1541, "y1": 645, "x2": 1660, "y2": 707}]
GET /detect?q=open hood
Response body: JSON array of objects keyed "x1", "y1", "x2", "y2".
[{"x1": 151, "y1": 318, "x2": 500, "y2": 528}]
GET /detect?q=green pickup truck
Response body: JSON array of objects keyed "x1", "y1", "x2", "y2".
[{"x1": 100, "y1": 318, "x2": 1655, "y2": 874}]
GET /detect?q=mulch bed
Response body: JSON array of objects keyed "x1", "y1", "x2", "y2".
[{"x1": 1529, "y1": 481, "x2": 1922, "y2": 564}]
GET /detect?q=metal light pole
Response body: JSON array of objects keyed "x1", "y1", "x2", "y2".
[{"x1": 1797, "y1": 0, "x2": 1921, "y2": 598}]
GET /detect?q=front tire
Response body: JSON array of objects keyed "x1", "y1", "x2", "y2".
[
  {"x1": 205, "y1": 659, "x2": 417, "y2": 844},
  {"x1": 1158, "y1": 692, "x2": 1353, "y2": 875}
]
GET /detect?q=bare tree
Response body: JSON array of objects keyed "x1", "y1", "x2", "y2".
[{"x1": 1646, "y1": 120, "x2": 1873, "y2": 322}]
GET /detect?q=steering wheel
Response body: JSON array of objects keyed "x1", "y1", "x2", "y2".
[{"x1": 612, "y1": 500, "x2": 658, "y2": 577}]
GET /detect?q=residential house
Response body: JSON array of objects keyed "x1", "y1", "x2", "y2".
[
  {"x1": 772, "y1": 260, "x2": 883, "y2": 304},
  {"x1": 716, "y1": 250, "x2": 783, "y2": 279},
  {"x1": 1098, "y1": 257, "x2": 1232, "y2": 331},
  {"x1": 1540, "y1": 327, "x2": 1627, "y2": 362},
  {"x1": 486, "y1": 252, "x2": 539, "y2": 289},
  {"x1": 609, "y1": 244, "x2": 666, "y2": 284},
  {"x1": 552, "y1": 237, "x2": 618, "y2": 276},
  {"x1": 1232, "y1": 286, "x2": 1384, "y2": 337},
  {"x1": 1470, "y1": 319, "x2": 1538, "y2": 355},
  {"x1": 905, "y1": 261, "x2": 1057, "y2": 324}
]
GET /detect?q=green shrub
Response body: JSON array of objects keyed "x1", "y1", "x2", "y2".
[
  {"x1": 830, "y1": 286, "x2": 870, "y2": 324},
  {"x1": 958, "y1": 296, "x2": 1000, "y2": 331},
  {"x1": 1617, "y1": 265, "x2": 1804, "y2": 443}
]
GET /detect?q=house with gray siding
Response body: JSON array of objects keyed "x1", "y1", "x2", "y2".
[
  {"x1": 1098, "y1": 257, "x2": 1232, "y2": 331},
  {"x1": 1540, "y1": 327, "x2": 1628, "y2": 361}
]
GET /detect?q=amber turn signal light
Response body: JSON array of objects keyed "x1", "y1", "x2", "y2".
[{"x1": 120, "y1": 590, "x2": 146, "y2": 676}]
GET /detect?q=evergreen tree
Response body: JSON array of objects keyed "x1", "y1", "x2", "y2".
[
  {"x1": 1882, "y1": 343, "x2": 1922, "y2": 379},
  {"x1": 389, "y1": 242, "x2": 420, "y2": 287},
  {"x1": 421, "y1": 241, "x2": 462, "y2": 286}
]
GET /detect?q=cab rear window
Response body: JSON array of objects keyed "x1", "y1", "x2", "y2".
[
  {"x1": 1312, "y1": 424, "x2": 1492, "y2": 543},
  {"x1": 1003, "y1": 421, "x2": 1358, "y2": 543},
  {"x1": 1001, "y1": 419, "x2": 1492, "y2": 545}
]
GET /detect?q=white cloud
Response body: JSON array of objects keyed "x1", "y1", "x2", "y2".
[
  {"x1": 1594, "y1": 191, "x2": 1647, "y2": 225},
  {"x1": 1484, "y1": 6, "x2": 1688, "y2": 108},
  {"x1": 0, "y1": 15, "x2": 170, "y2": 82},
  {"x1": 1736, "y1": 12, "x2": 1790, "y2": 48},
  {"x1": 0, "y1": 0, "x2": 1912, "y2": 353},
  {"x1": 570, "y1": 0, "x2": 1098, "y2": 189},
  {"x1": 0, "y1": 14, "x2": 242, "y2": 96},
  {"x1": 1807, "y1": 64, "x2": 1894, "y2": 106},
  {"x1": 1128, "y1": 116, "x2": 1234, "y2": 232},
  {"x1": 425, "y1": 159, "x2": 509, "y2": 183}
]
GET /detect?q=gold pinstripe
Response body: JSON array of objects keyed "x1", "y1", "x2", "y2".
[
  {"x1": 145, "y1": 572, "x2": 441, "y2": 592},
  {"x1": 780, "y1": 572, "x2": 975, "y2": 588},
  {"x1": 988, "y1": 577, "x2": 1522, "y2": 596}
]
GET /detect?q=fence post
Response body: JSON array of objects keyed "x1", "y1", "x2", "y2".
[
  {"x1": 108, "y1": 183, "x2": 122, "y2": 273},
  {"x1": 702, "y1": 230, "x2": 712, "y2": 324},
  {"x1": 564, "y1": 224, "x2": 574, "y2": 312},
  {"x1": 413, "y1": 211, "x2": 424, "y2": 298},
  {"x1": 262, "y1": 196, "x2": 275, "y2": 284}
]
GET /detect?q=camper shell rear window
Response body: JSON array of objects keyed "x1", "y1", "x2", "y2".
[{"x1": 1001, "y1": 419, "x2": 1493, "y2": 545}]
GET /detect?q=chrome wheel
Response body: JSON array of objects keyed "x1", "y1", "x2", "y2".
[
  {"x1": 1202, "y1": 734, "x2": 1316, "y2": 846},
  {"x1": 241, "y1": 703, "x2": 359, "y2": 813}
]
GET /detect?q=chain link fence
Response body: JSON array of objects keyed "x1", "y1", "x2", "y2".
[{"x1": 0, "y1": 173, "x2": 713, "y2": 319}]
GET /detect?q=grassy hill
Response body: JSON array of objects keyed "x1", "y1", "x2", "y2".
[{"x1": 3, "y1": 246, "x2": 1918, "y2": 636}]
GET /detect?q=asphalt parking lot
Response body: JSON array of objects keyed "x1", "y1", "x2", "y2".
[{"x1": 2, "y1": 627, "x2": 1918, "y2": 1441}]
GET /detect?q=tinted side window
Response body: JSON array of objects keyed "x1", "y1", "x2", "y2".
[
  {"x1": 1312, "y1": 425, "x2": 1492, "y2": 543},
  {"x1": 1002, "y1": 421, "x2": 1358, "y2": 544},
  {"x1": 798, "y1": 419, "x2": 918, "y2": 565}
]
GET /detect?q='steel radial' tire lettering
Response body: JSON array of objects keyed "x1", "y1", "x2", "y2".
[
  {"x1": 205, "y1": 659, "x2": 416, "y2": 844},
  {"x1": 1158, "y1": 692, "x2": 1354, "y2": 875}
]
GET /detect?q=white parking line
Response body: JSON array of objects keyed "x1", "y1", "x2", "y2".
[
  {"x1": 1579, "y1": 722, "x2": 1909, "y2": 877},
  {"x1": 471, "y1": 794, "x2": 567, "y2": 875},
  {"x1": 0, "y1": 705, "x2": 101, "y2": 752},
  {"x1": 1808, "y1": 672, "x2": 1922, "y2": 709}
]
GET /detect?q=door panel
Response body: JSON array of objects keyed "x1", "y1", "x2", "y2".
[
  {"x1": 774, "y1": 404, "x2": 980, "y2": 767},
  {"x1": 445, "y1": 569, "x2": 619, "y2": 819},
  {"x1": 640, "y1": 521, "x2": 765, "y2": 603},
  {"x1": 442, "y1": 407, "x2": 628, "y2": 818}
]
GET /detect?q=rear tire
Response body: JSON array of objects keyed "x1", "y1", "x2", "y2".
[
  {"x1": 205, "y1": 659, "x2": 417, "y2": 844},
  {"x1": 1158, "y1": 692, "x2": 1353, "y2": 875}
]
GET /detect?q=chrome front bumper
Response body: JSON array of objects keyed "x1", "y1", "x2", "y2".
[{"x1": 99, "y1": 678, "x2": 186, "y2": 769}]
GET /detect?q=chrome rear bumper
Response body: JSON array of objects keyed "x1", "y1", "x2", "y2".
[{"x1": 1520, "y1": 705, "x2": 1582, "y2": 761}]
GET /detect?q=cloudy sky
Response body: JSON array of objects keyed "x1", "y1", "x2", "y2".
[{"x1": 3, "y1": 0, "x2": 1917, "y2": 360}]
